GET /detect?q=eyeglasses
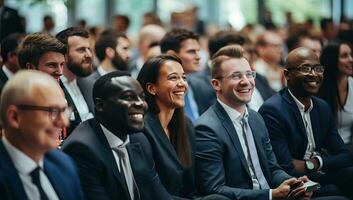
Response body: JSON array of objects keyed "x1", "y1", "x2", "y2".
[
  {"x1": 16, "y1": 105, "x2": 72, "y2": 121},
  {"x1": 218, "y1": 71, "x2": 256, "y2": 80},
  {"x1": 287, "y1": 65, "x2": 325, "y2": 74}
]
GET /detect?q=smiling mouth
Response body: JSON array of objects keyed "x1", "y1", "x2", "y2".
[
  {"x1": 306, "y1": 80, "x2": 319, "y2": 87},
  {"x1": 129, "y1": 113, "x2": 144, "y2": 120},
  {"x1": 173, "y1": 91, "x2": 185, "y2": 96},
  {"x1": 237, "y1": 89, "x2": 252, "y2": 93}
]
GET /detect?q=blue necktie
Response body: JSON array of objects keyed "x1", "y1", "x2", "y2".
[
  {"x1": 184, "y1": 87, "x2": 199, "y2": 123},
  {"x1": 241, "y1": 117, "x2": 270, "y2": 189}
]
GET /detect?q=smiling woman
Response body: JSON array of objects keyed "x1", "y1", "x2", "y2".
[
  {"x1": 136, "y1": 54, "x2": 228, "y2": 200},
  {"x1": 318, "y1": 42, "x2": 353, "y2": 150}
]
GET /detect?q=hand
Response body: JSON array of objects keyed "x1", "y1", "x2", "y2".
[
  {"x1": 297, "y1": 176, "x2": 313, "y2": 200},
  {"x1": 272, "y1": 178, "x2": 298, "y2": 200}
]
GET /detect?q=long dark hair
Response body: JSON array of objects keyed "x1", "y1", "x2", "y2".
[
  {"x1": 318, "y1": 42, "x2": 346, "y2": 122},
  {"x1": 137, "y1": 54, "x2": 191, "y2": 168}
]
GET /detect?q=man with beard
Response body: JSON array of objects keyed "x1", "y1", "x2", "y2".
[
  {"x1": 62, "y1": 71, "x2": 171, "y2": 200},
  {"x1": 259, "y1": 47, "x2": 353, "y2": 199},
  {"x1": 77, "y1": 30, "x2": 130, "y2": 112},
  {"x1": 56, "y1": 27, "x2": 94, "y2": 137}
]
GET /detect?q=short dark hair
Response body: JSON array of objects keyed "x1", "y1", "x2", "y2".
[
  {"x1": 211, "y1": 45, "x2": 244, "y2": 79},
  {"x1": 1, "y1": 33, "x2": 24, "y2": 63},
  {"x1": 17, "y1": 32, "x2": 66, "y2": 69},
  {"x1": 95, "y1": 33, "x2": 118, "y2": 62},
  {"x1": 136, "y1": 54, "x2": 191, "y2": 168},
  {"x1": 208, "y1": 31, "x2": 246, "y2": 58},
  {"x1": 93, "y1": 70, "x2": 131, "y2": 103},
  {"x1": 320, "y1": 18, "x2": 334, "y2": 31},
  {"x1": 56, "y1": 27, "x2": 89, "y2": 47},
  {"x1": 160, "y1": 28, "x2": 198, "y2": 53},
  {"x1": 114, "y1": 15, "x2": 130, "y2": 27}
]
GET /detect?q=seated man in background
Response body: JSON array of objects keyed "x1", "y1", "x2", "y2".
[
  {"x1": 259, "y1": 47, "x2": 353, "y2": 199},
  {"x1": 0, "y1": 70, "x2": 83, "y2": 199},
  {"x1": 62, "y1": 71, "x2": 171, "y2": 200},
  {"x1": 17, "y1": 32, "x2": 66, "y2": 81}
]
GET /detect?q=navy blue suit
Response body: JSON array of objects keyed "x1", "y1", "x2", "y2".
[
  {"x1": 259, "y1": 88, "x2": 353, "y2": 198},
  {"x1": 143, "y1": 112, "x2": 198, "y2": 198},
  {"x1": 62, "y1": 118, "x2": 171, "y2": 200},
  {"x1": 0, "y1": 141, "x2": 84, "y2": 200},
  {"x1": 195, "y1": 102, "x2": 292, "y2": 200}
]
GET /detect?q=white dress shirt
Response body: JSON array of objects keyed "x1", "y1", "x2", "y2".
[
  {"x1": 218, "y1": 100, "x2": 272, "y2": 199},
  {"x1": 337, "y1": 77, "x2": 353, "y2": 144},
  {"x1": 60, "y1": 75, "x2": 93, "y2": 121},
  {"x1": 2, "y1": 137, "x2": 59, "y2": 200},
  {"x1": 288, "y1": 89, "x2": 323, "y2": 169},
  {"x1": 2, "y1": 64, "x2": 15, "y2": 79},
  {"x1": 97, "y1": 65, "x2": 114, "y2": 76}
]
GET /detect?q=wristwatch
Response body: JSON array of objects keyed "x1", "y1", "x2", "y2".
[{"x1": 305, "y1": 160, "x2": 315, "y2": 172}]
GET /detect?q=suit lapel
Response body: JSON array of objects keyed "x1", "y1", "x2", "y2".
[
  {"x1": 145, "y1": 113, "x2": 182, "y2": 168},
  {"x1": 91, "y1": 120, "x2": 130, "y2": 197},
  {"x1": 0, "y1": 141, "x2": 28, "y2": 200},
  {"x1": 43, "y1": 156, "x2": 67, "y2": 200},
  {"x1": 214, "y1": 102, "x2": 251, "y2": 177},
  {"x1": 282, "y1": 89, "x2": 308, "y2": 141},
  {"x1": 247, "y1": 113, "x2": 271, "y2": 182}
]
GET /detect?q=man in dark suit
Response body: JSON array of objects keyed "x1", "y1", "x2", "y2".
[
  {"x1": 62, "y1": 71, "x2": 171, "y2": 200},
  {"x1": 56, "y1": 27, "x2": 95, "y2": 137},
  {"x1": 0, "y1": 33, "x2": 23, "y2": 92},
  {"x1": 259, "y1": 47, "x2": 353, "y2": 199},
  {"x1": 0, "y1": 70, "x2": 83, "y2": 200},
  {"x1": 0, "y1": 0, "x2": 24, "y2": 41},
  {"x1": 195, "y1": 45, "x2": 313, "y2": 200}
]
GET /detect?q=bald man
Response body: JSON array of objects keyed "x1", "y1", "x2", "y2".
[
  {"x1": 0, "y1": 70, "x2": 83, "y2": 199},
  {"x1": 259, "y1": 48, "x2": 353, "y2": 198}
]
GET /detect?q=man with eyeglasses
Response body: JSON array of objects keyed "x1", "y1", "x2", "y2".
[
  {"x1": 0, "y1": 70, "x2": 83, "y2": 199},
  {"x1": 259, "y1": 47, "x2": 353, "y2": 199},
  {"x1": 195, "y1": 45, "x2": 316, "y2": 200}
]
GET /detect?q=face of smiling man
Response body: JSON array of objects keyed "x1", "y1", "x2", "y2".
[
  {"x1": 97, "y1": 76, "x2": 147, "y2": 139},
  {"x1": 212, "y1": 57, "x2": 255, "y2": 113},
  {"x1": 285, "y1": 47, "x2": 323, "y2": 100}
]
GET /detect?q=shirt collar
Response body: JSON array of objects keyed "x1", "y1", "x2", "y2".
[
  {"x1": 100, "y1": 124, "x2": 129, "y2": 148},
  {"x1": 288, "y1": 89, "x2": 313, "y2": 113},
  {"x1": 97, "y1": 65, "x2": 113, "y2": 76},
  {"x1": 217, "y1": 99, "x2": 248, "y2": 123},
  {"x1": 2, "y1": 64, "x2": 14, "y2": 79},
  {"x1": 60, "y1": 75, "x2": 76, "y2": 85},
  {"x1": 2, "y1": 137, "x2": 44, "y2": 175}
]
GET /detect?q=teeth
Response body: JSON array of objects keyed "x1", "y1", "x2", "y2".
[
  {"x1": 307, "y1": 81, "x2": 317, "y2": 86},
  {"x1": 174, "y1": 92, "x2": 185, "y2": 95},
  {"x1": 130, "y1": 114, "x2": 143, "y2": 120}
]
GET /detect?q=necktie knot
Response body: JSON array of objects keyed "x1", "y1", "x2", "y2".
[{"x1": 114, "y1": 146, "x2": 128, "y2": 158}]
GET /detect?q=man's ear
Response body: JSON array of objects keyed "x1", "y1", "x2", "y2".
[
  {"x1": 26, "y1": 63, "x2": 36, "y2": 70},
  {"x1": 166, "y1": 50, "x2": 177, "y2": 56},
  {"x1": 146, "y1": 83, "x2": 156, "y2": 95},
  {"x1": 211, "y1": 78, "x2": 221, "y2": 92},
  {"x1": 6, "y1": 105, "x2": 20, "y2": 129},
  {"x1": 95, "y1": 98, "x2": 105, "y2": 112},
  {"x1": 105, "y1": 47, "x2": 115, "y2": 59},
  {"x1": 283, "y1": 69, "x2": 290, "y2": 81}
]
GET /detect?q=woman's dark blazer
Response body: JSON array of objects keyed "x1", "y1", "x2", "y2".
[{"x1": 143, "y1": 111, "x2": 197, "y2": 198}]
